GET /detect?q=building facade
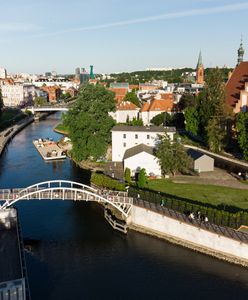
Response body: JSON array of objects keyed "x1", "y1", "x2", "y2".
[
  {"x1": 2, "y1": 84, "x2": 36, "y2": 107},
  {"x1": 111, "y1": 125, "x2": 176, "y2": 162}
]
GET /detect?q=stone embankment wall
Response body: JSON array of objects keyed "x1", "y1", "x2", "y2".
[
  {"x1": 0, "y1": 117, "x2": 34, "y2": 156},
  {"x1": 130, "y1": 205, "x2": 248, "y2": 267}
]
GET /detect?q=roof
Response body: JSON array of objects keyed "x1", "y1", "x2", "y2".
[
  {"x1": 112, "y1": 125, "x2": 176, "y2": 132},
  {"x1": 187, "y1": 149, "x2": 209, "y2": 160},
  {"x1": 123, "y1": 144, "x2": 154, "y2": 160},
  {"x1": 110, "y1": 82, "x2": 129, "y2": 89},
  {"x1": 225, "y1": 61, "x2": 248, "y2": 108},
  {"x1": 117, "y1": 101, "x2": 139, "y2": 111},
  {"x1": 141, "y1": 98, "x2": 174, "y2": 112},
  {"x1": 196, "y1": 51, "x2": 203, "y2": 68}
]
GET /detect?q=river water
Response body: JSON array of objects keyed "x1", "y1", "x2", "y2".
[{"x1": 0, "y1": 113, "x2": 248, "y2": 300}]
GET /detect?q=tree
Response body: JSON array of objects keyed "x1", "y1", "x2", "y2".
[
  {"x1": 197, "y1": 68, "x2": 229, "y2": 151},
  {"x1": 63, "y1": 84, "x2": 116, "y2": 161},
  {"x1": 34, "y1": 96, "x2": 47, "y2": 106},
  {"x1": 206, "y1": 117, "x2": 225, "y2": 152},
  {"x1": 236, "y1": 112, "x2": 248, "y2": 160},
  {"x1": 150, "y1": 112, "x2": 173, "y2": 126},
  {"x1": 178, "y1": 93, "x2": 195, "y2": 111},
  {"x1": 123, "y1": 92, "x2": 140, "y2": 107},
  {"x1": 124, "y1": 168, "x2": 131, "y2": 184},
  {"x1": 184, "y1": 107, "x2": 199, "y2": 135},
  {"x1": 137, "y1": 168, "x2": 147, "y2": 188},
  {"x1": 0, "y1": 90, "x2": 3, "y2": 117},
  {"x1": 155, "y1": 134, "x2": 192, "y2": 176}
]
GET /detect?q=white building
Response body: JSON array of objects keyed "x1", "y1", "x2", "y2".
[
  {"x1": 123, "y1": 144, "x2": 161, "y2": 176},
  {"x1": 0, "y1": 68, "x2": 7, "y2": 79},
  {"x1": 109, "y1": 101, "x2": 139, "y2": 123},
  {"x1": 2, "y1": 84, "x2": 36, "y2": 107},
  {"x1": 111, "y1": 125, "x2": 176, "y2": 162}
]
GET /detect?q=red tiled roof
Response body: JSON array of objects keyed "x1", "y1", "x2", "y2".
[
  {"x1": 226, "y1": 62, "x2": 248, "y2": 108},
  {"x1": 117, "y1": 101, "x2": 138, "y2": 111},
  {"x1": 141, "y1": 99, "x2": 174, "y2": 112}
]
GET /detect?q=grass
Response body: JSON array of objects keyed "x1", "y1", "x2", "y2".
[
  {"x1": 146, "y1": 179, "x2": 248, "y2": 210},
  {"x1": 54, "y1": 123, "x2": 69, "y2": 134}
]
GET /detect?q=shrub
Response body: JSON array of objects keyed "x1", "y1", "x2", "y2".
[{"x1": 91, "y1": 173, "x2": 126, "y2": 191}]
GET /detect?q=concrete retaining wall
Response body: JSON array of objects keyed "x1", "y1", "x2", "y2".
[{"x1": 130, "y1": 205, "x2": 248, "y2": 266}]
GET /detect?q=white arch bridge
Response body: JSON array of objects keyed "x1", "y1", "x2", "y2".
[{"x1": 0, "y1": 180, "x2": 133, "y2": 218}]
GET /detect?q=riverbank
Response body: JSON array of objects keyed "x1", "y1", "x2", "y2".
[
  {"x1": 0, "y1": 112, "x2": 53, "y2": 157},
  {"x1": 0, "y1": 116, "x2": 34, "y2": 156},
  {"x1": 129, "y1": 203, "x2": 248, "y2": 267}
]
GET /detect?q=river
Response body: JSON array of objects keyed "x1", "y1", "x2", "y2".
[{"x1": 0, "y1": 113, "x2": 248, "y2": 300}]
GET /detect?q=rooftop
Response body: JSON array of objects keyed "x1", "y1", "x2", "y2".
[
  {"x1": 112, "y1": 125, "x2": 176, "y2": 132},
  {"x1": 123, "y1": 144, "x2": 154, "y2": 160},
  {"x1": 117, "y1": 101, "x2": 139, "y2": 111},
  {"x1": 226, "y1": 61, "x2": 248, "y2": 108}
]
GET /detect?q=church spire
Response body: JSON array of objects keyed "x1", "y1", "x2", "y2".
[
  {"x1": 196, "y1": 51, "x2": 204, "y2": 84},
  {"x1": 196, "y1": 50, "x2": 203, "y2": 69},
  {"x1": 237, "y1": 36, "x2": 244, "y2": 66}
]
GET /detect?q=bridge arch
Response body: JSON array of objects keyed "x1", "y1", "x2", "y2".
[{"x1": 0, "y1": 180, "x2": 132, "y2": 217}]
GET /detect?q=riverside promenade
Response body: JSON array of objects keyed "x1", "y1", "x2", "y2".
[{"x1": 0, "y1": 116, "x2": 34, "y2": 156}]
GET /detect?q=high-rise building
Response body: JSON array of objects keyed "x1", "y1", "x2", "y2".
[
  {"x1": 90, "y1": 65, "x2": 95, "y2": 79},
  {"x1": 196, "y1": 51, "x2": 204, "y2": 84}
]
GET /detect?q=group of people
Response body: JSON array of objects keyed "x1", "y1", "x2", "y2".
[{"x1": 187, "y1": 211, "x2": 208, "y2": 223}]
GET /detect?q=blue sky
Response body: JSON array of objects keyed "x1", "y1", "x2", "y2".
[{"x1": 1, "y1": 0, "x2": 248, "y2": 74}]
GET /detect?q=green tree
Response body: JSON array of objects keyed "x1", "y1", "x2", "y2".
[
  {"x1": 206, "y1": 117, "x2": 226, "y2": 152},
  {"x1": 184, "y1": 107, "x2": 199, "y2": 135},
  {"x1": 236, "y1": 112, "x2": 248, "y2": 160},
  {"x1": 129, "y1": 117, "x2": 143, "y2": 126},
  {"x1": 137, "y1": 168, "x2": 147, "y2": 188},
  {"x1": 63, "y1": 84, "x2": 116, "y2": 161},
  {"x1": 178, "y1": 93, "x2": 195, "y2": 111},
  {"x1": 150, "y1": 112, "x2": 173, "y2": 126},
  {"x1": 0, "y1": 90, "x2": 3, "y2": 118},
  {"x1": 155, "y1": 134, "x2": 192, "y2": 176},
  {"x1": 34, "y1": 96, "x2": 47, "y2": 106},
  {"x1": 123, "y1": 91, "x2": 140, "y2": 107},
  {"x1": 124, "y1": 168, "x2": 131, "y2": 184},
  {"x1": 197, "y1": 68, "x2": 229, "y2": 150}
]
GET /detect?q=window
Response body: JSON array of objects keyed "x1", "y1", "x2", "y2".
[
  {"x1": 123, "y1": 134, "x2": 126, "y2": 139},
  {"x1": 123, "y1": 143, "x2": 126, "y2": 147},
  {"x1": 135, "y1": 134, "x2": 138, "y2": 139},
  {"x1": 147, "y1": 135, "x2": 150, "y2": 139}
]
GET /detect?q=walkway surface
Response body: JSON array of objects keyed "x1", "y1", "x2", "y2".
[{"x1": 173, "y1": 168, "x2": 248, "y2": 190}]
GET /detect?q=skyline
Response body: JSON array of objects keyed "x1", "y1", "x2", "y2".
[{"x1": 0, "y1": 0, "x2": 248, "y2": 73}]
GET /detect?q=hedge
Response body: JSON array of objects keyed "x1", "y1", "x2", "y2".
[{"x1": 91, "y1": 173, "x2": 126, "y2": 191}]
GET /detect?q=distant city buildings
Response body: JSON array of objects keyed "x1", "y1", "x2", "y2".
[
  {"x1": 2, "y1": 84, "x2": 36, "y2": 107},
  {"x1": 0, "y1": 68, "x2": 7, "y2": 79}
]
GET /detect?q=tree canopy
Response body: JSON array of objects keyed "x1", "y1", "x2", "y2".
[
  {"x1": 236, "y1": 112, "x2": 248, "y2": 160},
  {"x1": 34, "y1": 96, "x2": 47, "y2": 106},
  {"x1": 0, "y1": 90, "x2": 3, "y2": 116},
  {"x1": 63, "y1": 84, "x2": 116, "y2": 161},
  {"x1": 155, "y1": 133, "x2": 192, "y2": 176},
  {"x1": 123, "y1": 91, "x2": 140, "y2": 107},
  {"x1": 178, "y1": 93, "x2": 195, "y2": 111}
]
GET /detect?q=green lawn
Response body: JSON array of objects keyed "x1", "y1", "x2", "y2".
[
  {"x1": 146, "y1": 179, "x2": 248, "y2": 210},
  {"x1": 54, "y1": 123, "x2": 69, "y2": 134}
]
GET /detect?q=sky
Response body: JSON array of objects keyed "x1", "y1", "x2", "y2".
[{"x1": 0, "y1": 0, "x2": 248, "y2": 74}]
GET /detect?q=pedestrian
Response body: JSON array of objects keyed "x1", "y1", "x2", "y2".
[{"x1": 204, "y1": 216, "x2": 208, "y2": 223}]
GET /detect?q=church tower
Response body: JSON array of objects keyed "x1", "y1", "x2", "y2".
[
  {"x1": 237, "y1": 38, "x2": 244, "y2": 66},
  {"x1": 196, "y1": 51, "x2": 204, "y2": 84}
]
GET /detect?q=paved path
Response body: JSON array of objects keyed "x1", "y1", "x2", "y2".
[{"x1": 173, "y1": 168, "x2": 248, "y2": 190}]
